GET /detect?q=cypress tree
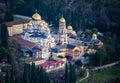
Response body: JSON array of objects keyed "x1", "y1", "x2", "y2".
[
  {"x1": 69, "y1": 63, "x2": 76, "y2": 83},
  {"x1": 65, "y1": 62, "x2": 69, "y2": 83},
  {"x1": 5, "y1": 71, "x2": 12, "y2": 83},
  {"x1": 11, "y1": 67, "x2": 15, "y2": 83},
  {"x1": 23, "y1": 64, "x2": 30, "y2": 83},
  {"x1": 31, "y1": 62, "x2": 36, "y2": 83},
  {"x1": 69, "y1": 63, "x2": 73, "y2": 83},
  {"x1": 72, "y1": 64, "x2": 76, "y2": 83},
  {"x1": 14, "y1": 77, "x2": 18, "y2": 83},
  {"x1": 0, "y1": 24, "x2": 8, "y2": 48},
  {"x1": 5, "y1": 71, "x2": 9, "y2": 83}
]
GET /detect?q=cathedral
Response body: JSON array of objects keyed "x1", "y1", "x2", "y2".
[
  {"x1": 21, "y1": 11, "x2": 55, "y2": 48},
  {"x1": 8, "y1": 11, "x2": 103, "y2": 61}
]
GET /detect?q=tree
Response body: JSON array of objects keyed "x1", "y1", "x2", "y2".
[
  {"x1": 31, "y1": 62, "x2": 36, "y2": 83},
  {"x1": 65, "y1": 63, "x2": 76, "y2": 83},
  {"x1": 92, "y1": 28, "x2": 98, "y2": 34},
  {"x1": 0, "y1": 23, "x2": 8, "y2": 48},
  {"x1": 0, "y1": 47, "x2": 9, "y2": 62},
  {"x1": 5, "y1": 71, "x2": 12, "y2": 83},
  {"x1": 69, "y1": 63, "x2": 76, "y2": 83},
  {"x1": 5, "y1": 9, "x2": 13, "y2": 22},
  {"x1": 96, "y1": 49, "x2": 107, "y2": 66},
  {"x1": 65, "y1": 62, "x2": 69, "y2": 83}
]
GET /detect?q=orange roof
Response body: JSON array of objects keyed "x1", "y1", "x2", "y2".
[
  {"x1": 10, "y1": 36, "x2": 36, "y2": 48},
  {"x1": 5, "y1": 19, "x2": 30, "y2": 27}
]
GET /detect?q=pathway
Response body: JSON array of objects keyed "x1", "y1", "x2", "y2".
[
  {"x1": 76, "y1": 68, "x2": 89, "y2": 83},
  {"x1": 92, "y1": 61, "x2": 120, "y2": 71}
]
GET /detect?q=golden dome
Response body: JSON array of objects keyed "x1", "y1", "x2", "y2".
[
  {"x1": 28, "y1": 21, "x2": 33, "y2": 26},
  {"x1": 45, "y1": 23, "x2": 48, "y2": 25},
  {"x1": 39, "y1": 20, "x2": 42, "y2": 23},
  {"x1": 39, "y1": 20, "x2": 46, "y2": 26},
  {"x1": 62, "y1": 58, "x2": 67, "y2": 62},
  {"x1": 67, "y1": 26, "x2": 73, "y2": 30},
  {"x1": 41, "y1": 20, "x2": 46, "y2": 24},
  {"x1": 71, "y1": 31, "x2": 77, "y2": 36},
  {"x1": 39, "y1": 22, "x2": 44, "y2": 26},
  {"x1": 71, "y1": 31, "x2": 76, "y2": 34},
  {"x1": 45, "y1": 28, "x2": 50, "y2": 32},
  {"x1": 60, "y1": 17, "x2": 66, "y2": 23},
  {"x1": 92, "y1": 34, "x2": 97, "y2": 37},
  {"x1": 32, "y1": 12, "x2": 41, "y2": 21}
]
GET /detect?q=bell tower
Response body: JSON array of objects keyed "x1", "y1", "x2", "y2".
[{"x1": 58, "y1": 16, "x2": 68, "y2": 44}]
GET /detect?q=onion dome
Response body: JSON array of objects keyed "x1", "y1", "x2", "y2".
[
  {"x1": 67, "y1": 26, "x2": 73, "y2": 30},
  {"x1": 28, "y1": 21, "x2": 33, "y2": 26},
  {"x1": 39, "y1": 20, "x2": 42, "y2": 23},
  {"x1": 45, "y1": 28, "x2": 50, "y2": 32},
  {"x1": 45, "y1": 23, "x2": 48, "y2": 26},
  {"x1": 39, "y1": 22, "x2": 44, "y2": 26},
  {"x1": 59, "y1": 17, "x2": 66, "y2": 23},
  {"x1": 92, "y1": 33, "x2": 97, "y2": 37},
  {"x1": 32, "y1": 10, "x2": 41, "y2": 21},
  {"x1": 71, "y1": 31, "x2": 77, "y2": 36},
  {"x1": 62, "y1": 58, "x2": 67, "y2": 62},
  {"x1": 42, "y1": 20, "x2": 46, "y2": 24}
]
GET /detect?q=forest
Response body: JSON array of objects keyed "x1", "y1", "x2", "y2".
[
  {"x1": 0, "y1": 0, "x2": 120, "y2": 83},
  {"x1": 0, "y1": 0, "x2": 120, "y2": 33}
]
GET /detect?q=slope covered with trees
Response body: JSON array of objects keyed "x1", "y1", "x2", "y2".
[{"x1": 0, "y1": 0, "x2": 120, "y2": 33}]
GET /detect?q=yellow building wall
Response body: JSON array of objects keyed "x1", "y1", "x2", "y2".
[{"x1": 8, "y1": 24, "x2": 27, "y2": 36}]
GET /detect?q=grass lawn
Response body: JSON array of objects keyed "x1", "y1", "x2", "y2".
[
  {"x1": 94, "y1": 67, "x2": 120, "y2": 81},
  {"x1": 80, "y1": 67, "x2": 120, "y2": 83}
]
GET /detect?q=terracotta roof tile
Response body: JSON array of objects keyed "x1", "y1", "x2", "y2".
[
  {"x1": 6, "y1": 19, "x2": 30, "y2": 27},
  {"x1": 10, "y1": 36, "x2": 36, "y2": 48}
]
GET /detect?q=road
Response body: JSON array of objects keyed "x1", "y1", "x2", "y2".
[
  {"x1": 92, "y1": 61, "x2": 120, "y2": 71},
  {"x1": 76, "y1": 68, "x2": 89, "y2": 83}
]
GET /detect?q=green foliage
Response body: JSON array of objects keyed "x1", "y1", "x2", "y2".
[
  {"x1": 1, "y1": 0, "x2": 120, "y2": 33},
  {"x1": 0, "y1": 24, "x2": 8, "y2": 48},
  {"x1": 2, "y1": 66, "x2": 12, "y2": 72},
  {"x1": 0, "y1": 47, "x2": 9, "y2": 62},
  {"x1": 22, "y1": 63, "x2": 51, "y2": 83},
  {"x1": 75, "y1": 60, "x2": 82, "y2": 66},
  {"x1": 65, "y1": 62, "x2": 76, "y2": 83},
  {"x1": 82, "y1": 67, "x2": 120, "y2": 83},
  {"x1": 65, "y1": 63, "x2": 69, "y2": 83},
  {"x1": 79, "y1": 69, "x2": 86, "y2": 78},
  {"x1": 92, "y1": 28, "x2": 98, "y2": 34},
  {"x1": 88, "y1": 47, "x2": 107, "y2": 66}
]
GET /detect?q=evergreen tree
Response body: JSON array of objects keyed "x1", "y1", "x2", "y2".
[
  {"x1": 5, "y1": 9, "x2": 13, "y2": 22},
  {"x1": 0, "y1": 23, "x2": 8, "y2": 48},
  {"x1": 31, "y1": 62, "x2": 36, "y2": 83},
  {"x1": 5, "y1": 71, "x2": 9, "y2": 83},
  {"x1": 11, "y1": 67, "x2": 15, "y2": 83},
  {"x1": 65, "y1": 63, "x2": 76, "y2": 83},
  {"x1": 5, "y1": 71, "x2": 12, "y2": 83},
  {"x1": 65, "y1": 62, "x2": 69, "y2": 83},
  {"x1": 14, "y1": 77, "x2": 18, "y2": 83}
]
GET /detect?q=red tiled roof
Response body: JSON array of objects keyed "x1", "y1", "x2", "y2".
[
  {"x1": 5, "y1": 19, "x2": 30, "y2": 27},
  {"x1": 39, "y1": 60, "x2": 64, "y2": 68},
  {"x1": 10, "y1": 36, "x2": 36, "y2": 48}
]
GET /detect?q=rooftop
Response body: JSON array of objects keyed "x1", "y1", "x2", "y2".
[
  {"x1": 6, "y1": 19, "x2": 30, "y2": 27},
  {"x1": 10, "y1": 36, "x2": 36, "y2": 48}
]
